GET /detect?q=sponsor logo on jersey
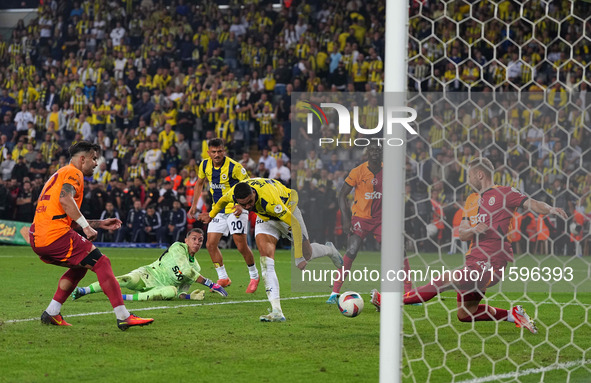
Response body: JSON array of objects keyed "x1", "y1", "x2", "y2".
[
  {"x1": 364, "y1": 191, "x2": 383, "y2": 200},
  {"x1": 172, "y1": 266, "x2": 183, "y2": 281},
  {"x1": 470, "y1": 213, "x2": 488, "y2": 226},
  {"x1": 210, "y1": 183, "x2": 224, "y2": 190}
]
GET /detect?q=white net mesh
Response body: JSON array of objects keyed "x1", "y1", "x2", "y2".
[{"x1": 404, "y1": 1, "x2": 591, "y2": 382}]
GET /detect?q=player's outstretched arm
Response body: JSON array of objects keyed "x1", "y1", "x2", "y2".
[
  {"x1": 188, "y1": 177, "x2": 206, "y2": 219},
  {"x1": 207, "y1": 191, "x2": 233, "y2": 219},
  {"x1": 524, "y1": 198, "x2": 568, "y2": 219},
  {"x1": 280, "y1": 208, "x2": 305, "y2": 266},
  {"x1": 88, "y1": 218, "x2": 122, "y2": 231},
  {"x1": 60, "y1": 183, "x2": 98, "y2": 240}
]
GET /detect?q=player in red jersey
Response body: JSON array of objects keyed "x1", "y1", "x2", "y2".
[
  {"x1": 371, "y1": 158, "x2": 567, "y2": 333},
  {"x1": 30, "y1": 141, "x2": 154, "y2": 330},
  {"x1": 327, "y1": 145, "x2": 412, "y2": 304}
]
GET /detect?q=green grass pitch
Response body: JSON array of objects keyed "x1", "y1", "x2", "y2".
[{"x1": 1, "y1": 246, "x2": 590, "y2": 382}]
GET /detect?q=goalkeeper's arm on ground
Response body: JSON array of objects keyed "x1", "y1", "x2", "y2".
[{"x1": 179, "y1": 275, "x2": 228, "y2": 298}]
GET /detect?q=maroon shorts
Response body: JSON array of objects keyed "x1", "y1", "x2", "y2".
[
  {"x1": 456, "y1": 256, "x2": 507, "y2": 303},
  {"x1": 30, "y1": 225, "x2": 93, "y2": 267},
  {"x1": 351, "y1": 216, "x2": 382, "y2": 242}
]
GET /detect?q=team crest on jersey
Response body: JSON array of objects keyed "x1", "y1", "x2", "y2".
[
  {"x1": 221, "y1": 173, "x2": 228, "y2": 180},
  {"x1": 488, "y1": 196, "x2": 495, "y2": 206},
  {"x1": 371, "y1": 178, "x2": 378, "y2": 185}
]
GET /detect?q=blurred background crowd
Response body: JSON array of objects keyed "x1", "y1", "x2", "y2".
[{"x1": 0, "y1": 0, "x2": 588, "y2": 255}]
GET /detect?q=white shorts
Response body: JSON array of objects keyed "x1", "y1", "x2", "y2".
[
  {"x1": 208, "y1": 212, "x2": 249, "y2": 236},
  {"x1": 254, "y1": 207, "x2": 309, "y2": 242}
]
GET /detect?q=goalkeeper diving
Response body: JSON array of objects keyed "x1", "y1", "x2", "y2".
[{"x1": 71, "y1": 229, "x2": 228, "y2": 301}]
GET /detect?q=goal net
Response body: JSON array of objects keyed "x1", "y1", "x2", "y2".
[{"x1": 402, "y1": 0, "x2": 591, "y2": 382}]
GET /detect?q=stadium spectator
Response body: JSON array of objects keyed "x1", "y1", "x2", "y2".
[
  {"x1": 269, "y1": 157, "x2": 290, "y2": 185},
  {"x1": 98, "y1": 201, "x2": 122, "y2": 243},
  {"x1": 121, "y1": 199, "x2": 145, "y2": 243},
  {"x1": 160, "y1": 199, "x2": 187, "y2": 245},
  {"x1": 143, "y1": 205, "x2": 162, "y2": 243}
]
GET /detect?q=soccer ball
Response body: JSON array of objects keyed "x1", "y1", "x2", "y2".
[
  {"x1": 426, "y1": 223, "x2": 438, "y2": 238},
  {"x1": 337, "y1": 291, "x2": 364, "y2": 317}
]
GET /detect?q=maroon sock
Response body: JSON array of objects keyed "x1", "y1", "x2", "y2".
[
  {"x1": 458, "y1": 305, "x2": 509, "y2": 322},
  {"x1": 403, "y1": 279, "x2": 447, "y2": 304},
  {"x1": 53, "y1": 268, "x2": 88, "y2": 304},
  {"x1": 92, "y1": 255, "x2": 124, "y2": 308},
  {"x1": 332, "y1": 254, "x2": 354, "y2": 294},
  {"x1": 403, "y1": 257, "x2": 412, "y2": 294}
]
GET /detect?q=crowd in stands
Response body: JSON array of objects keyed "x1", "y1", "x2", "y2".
[
  {"x1": 0, "y1": 0, "x2": 384, "y2": 246},
  {"x1": 0, "y1": 0, "x2": 588, "y2": 255}
]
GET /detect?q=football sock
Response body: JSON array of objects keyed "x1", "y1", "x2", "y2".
[
  {"x1": 261, "y1": 257, "x2": 281, "y2": 313},
  {"x1": 332, "y1": 254, "x2": 354, "y2": 294},
  {"x1": 215, "y1": 264, "x2": 229, "y2": 280},
  {"x1": 83, "y1": 282, "x2": 102, "y2": 294},
  {"x1": 46, "y1": 299, "x2": 62, "y2": 316},
  {"x1": 309, "y1": 243, "x2": 332, "y2": 260},
  {"x1": 458, "y1": 305, "x2": 509, "y2": 322},
  {"x1": 53, "y1": 267, "x2": 88, "y2": 304},
  {"x1": 403, "y1": 279, "x2": 447, "y2": 304},
  {"x1": 507, "y1": 310, "x2": 515, "y2": 323},
  {"x1": 122, "y1": 287, "x2": 176, "y2": 301},
  {"x1": 113, "y1": 305, "x2": 130, "y2": 321},
  {"x1": 92, "y1": 255, "x2": 125, "y2": 311},
  {"x1": 247, "y1": 264, "x2": 259, "y2": 280}
]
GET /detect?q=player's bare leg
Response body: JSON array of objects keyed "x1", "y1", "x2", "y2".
[
  {"x1": 257, "y1": 234, "x2": 285, "y2": 322},
  {"x1": 233, "y1": 233, "x2": 260, "y2": 293},
  {"x1": 297, "y1": 239, "x2": 344, "y2": 271},
  {"x1": 206, "y1": 232, "x2": 231, "y2": 286}
]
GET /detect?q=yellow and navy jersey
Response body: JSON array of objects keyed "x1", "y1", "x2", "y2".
[
  {"x1": 210, "y1": 178, "x2": 296, "y2": 223},
  {"x1": 199, "y1": 156, "x2": 248, "y2": 213},
  {"x1": 209, "y1": 178, "x2": 306, "y2": 261},
  {"x1": 158, "y1": 130, "x2": 178, "y2": 152},
  {"x1": 215, "y1": 119, "x2": 234, "y2": 141}
]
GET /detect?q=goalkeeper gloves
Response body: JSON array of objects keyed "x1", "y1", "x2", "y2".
[
  {"x1": 179, "y1": 289, "x2": 206, "y2": 300},
  {"x1": 190, "y1": 289, "x2": 205, "y2": 300},
  {"x1": 202, "y1": 278, "x2": 228, "y2": 297}
]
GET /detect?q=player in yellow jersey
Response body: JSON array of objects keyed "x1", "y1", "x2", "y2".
[
  {"x1": 188, "y1": 138, "x2": 259, "y2": 293},
  {"x1": 203, "y1": 178, "x2": 344, "y2": 322}
]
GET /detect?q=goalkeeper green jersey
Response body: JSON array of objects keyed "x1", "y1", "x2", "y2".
[{"x1": 138, "y1": 242, "x2": 202, "y2": 290}]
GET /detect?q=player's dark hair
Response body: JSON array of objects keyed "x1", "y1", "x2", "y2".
[
  {"x1": 69, "y1": 141, "x2": 101, "y2": 157},
  {"x1": 234, "y1": 182, "x2": 253, "y2": 200},
  {"x1": 208, "y1": 138, "x2": 225, "y2": 148},
  {"x1": 187, "y1": 228, "x2": 204, "y2": 237},
  {"x1": 468, "y1": 158, "x2": 494, "y2": 180}
]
